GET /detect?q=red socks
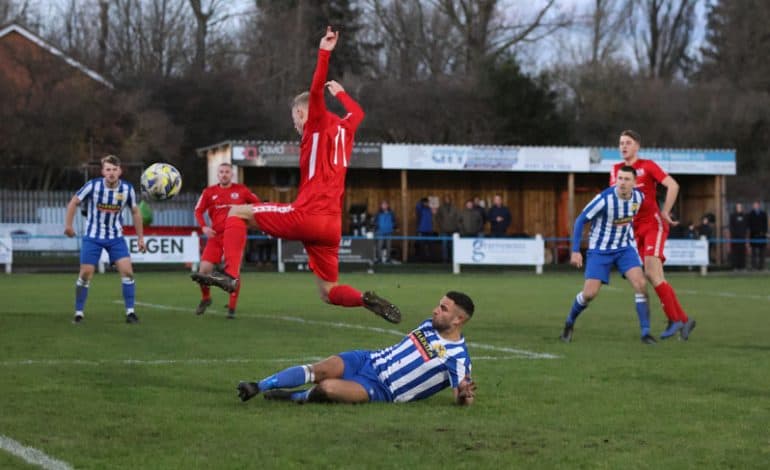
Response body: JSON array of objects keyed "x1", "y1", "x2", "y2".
[
  {"x1": 228, "y1": 283, "x2": 241, "y2": 311},
  {"x1": 328, "y1": 285, "x2": 364, "y2": 307},
  {"x1": 653, "y1": 282, "x2": 689, "y2": 323},
  {"x1": 223, "y1": 216, "x2": 247, "y2": 278},
  {"x1": 200, "y1": 284, "x2": 211, "y2": 301}
]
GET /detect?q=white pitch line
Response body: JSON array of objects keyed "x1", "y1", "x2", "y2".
[
  {"x1": 124, "y1": 301, "x2": 560, "y2": 360},
  {"x1": 604, "y1": 285, "x2": 770, "y2": 302},
  {"x1": 0, "y1": 357, "x2": 324, "y2": 367},
  {"x1": 0, "y1": 435, "x2": 74, "y2": 470}
]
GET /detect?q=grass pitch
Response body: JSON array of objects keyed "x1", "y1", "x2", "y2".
[{"x1": 1, "y1": 270, "x2": 768, "y2": 469}]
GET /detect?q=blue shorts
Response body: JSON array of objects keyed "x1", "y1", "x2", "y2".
[
  {"x1": 80, "y1": 237, "x2": 130, "y2": 266},
  {"x1": 338, "y1": 350, "x2": 392, "y2": 402},
  {"x1": 585, "y1": 246, "x2": 642, "y2": 284}
]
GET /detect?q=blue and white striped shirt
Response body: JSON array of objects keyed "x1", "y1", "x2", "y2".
[
  {"x1": 370, "y1": 319, "x2": 472, "y2": 403},
  {"x1": 572, "y1": 186, "x2": 644, "y2": 252},
  {"x1": 75, "y1": 178, "x2": 137, "y2": 240}
]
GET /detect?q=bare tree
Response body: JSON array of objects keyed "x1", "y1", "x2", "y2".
[
  {"x1": 434, "y1": 0, "x2": 570, "y2": 75},
  {"x1": 188, "y1": 0, "x2": 228, "y2": 75},
  {"x1": 628, "y1": 0, "x2": 698, "y2": 80},
  {"x1": 369, "y1": 0, "x2": 456, "y2": 79}
]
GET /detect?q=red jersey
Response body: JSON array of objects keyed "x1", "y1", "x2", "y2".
[
  {"x1": 610, "y1": 158, "x2": 668, "y2": 224},
  {"x1": 292, "y1": 49, "x2": 365, "y2": 215},
  {"x1": 195, "y1": 183, "x2": 260, "y2": 233}
]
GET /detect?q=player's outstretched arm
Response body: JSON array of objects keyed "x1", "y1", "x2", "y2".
[{"x1": 454, "y1": 377, "x2": 476, "y2": 406}]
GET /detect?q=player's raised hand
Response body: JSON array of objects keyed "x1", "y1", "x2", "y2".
[
  {"x1": 319, "y1": 26, "x2": 338, "y2": 51},
  {"x1": 570, "y1": 252, "x2": 583, "y2": 269},
  {"x1": 325, "y1": 80, "x2": 345, "y2": 96}
]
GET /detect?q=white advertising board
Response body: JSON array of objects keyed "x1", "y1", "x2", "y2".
[
  {"x1": 453, "y1": 235, "x2": 544, "y2": 273},
  {"x1": 662, "y1": 239, "x2": 709, "y2": 266},
  {"x1": 0, "y1": 236, "x2": 12, "y2": 272},
  {"x1": 99, "y1": 235, "x2": 200, "y2": 264}
]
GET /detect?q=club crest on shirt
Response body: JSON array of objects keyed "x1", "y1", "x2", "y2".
[
  {"x1": 632, "y1": 203, "x2": 639, "y2": 212},
  {"x1": 231, "y1": 192, "x2": 239, "y2": 200},
  {"x1": 115, "y1": 193, "x2": 124, "y2": 201},
  {"x1": 212, "y1": 195, "x2": 218, "y2": 200},
  {"x1": 431, "y1": 342, "x2": 447, "y2": 358}
]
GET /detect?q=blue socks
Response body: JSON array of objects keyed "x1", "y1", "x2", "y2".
[
  {"x1": 75, "y1": 278, "x2": 90, "y2": 313},
  {"x1": 635, "y1": 293, "x2": 650, "y2": 336},
  {"x1": 258, "y1": 365, "x2": 313, "y2": 391},
  {"x1": 566, "y1": 292, "x2": 588, "y2": 325},
  {"x1": 121, "y1": 277, "x2": 135, "y2": 312}
]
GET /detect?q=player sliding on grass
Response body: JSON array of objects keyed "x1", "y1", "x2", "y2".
[
  {"x1": 191, "y1": 26, "x2": 400, "y2": 323},
  {"x1": 237, "y1": 292, "x2": 475, "y2": 405},
  {"x1": 560, "y1": 166, "x2": 657, "y2": 344},
  {"x1": 610, "y1": 130, "x2": 696, "y2": 340}
]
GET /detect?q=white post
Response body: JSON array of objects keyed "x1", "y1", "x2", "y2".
[
  {"x1": 98, "y1": 260, "x2": 105, "y2": 273},
  {"x1": 700, "y1": 235, "x2": 708, "y2": 276},
  {"x1": 277, "y1": 238, "x2": 284, "y2": 273},
  {"x1": 452, "y1": 233, "x2": 460, "y2": 274},
  {"x1": 535, "y1": 234, "x2": 544, "y2": 275}
]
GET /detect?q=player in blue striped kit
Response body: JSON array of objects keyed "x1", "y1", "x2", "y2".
[
  {"x1": 560, "y1": 165, "x2": 657, "y2": 344},
  {"x1": 236, "y1": 292, "x2": 476, "y2": 405},
  {"x1": 64, "y1": 155, "x2": 146, "y2": 324}
]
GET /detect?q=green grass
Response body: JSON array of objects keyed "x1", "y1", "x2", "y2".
[{"x1": 1, "y1": 271, "x2": 769, "y2": 469}]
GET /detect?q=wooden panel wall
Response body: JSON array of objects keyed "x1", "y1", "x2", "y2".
[{"x1": 240, "y1": 167, "x2": 720, "y2": 248}]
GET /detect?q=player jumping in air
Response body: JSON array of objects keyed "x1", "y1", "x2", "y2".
[
  {"x1": 237, "y1": 292, "x2": 475, "y2": 405},
  {"x1": 560, "y1": 166, "x2": 656, "y2": 344},
  {"x1": 610, "y1": 130, "x2": 696, "y2": 340},
  {"x1": 192, "y1": 27, "x2": 401, "y2": 323},
  {"x1": 193, "y1": 162, "x2": 260, "y2": 319}
]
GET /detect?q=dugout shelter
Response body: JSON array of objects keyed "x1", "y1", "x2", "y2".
[{"x1": 197, "y1": 141, "x2": 736, "y2": 263}]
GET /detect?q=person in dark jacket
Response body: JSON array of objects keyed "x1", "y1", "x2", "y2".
[
  {"x1": 459, "y1": 200, "x2": 484, "y2": 237},
  {"x1": 487, "y1": 194, "x2": 511, "y2": 237},
  {"x1": 748, "y1": 201, "x2": 768, "y2": 270},
  {"x1": 729, "y1": 204, "x2": 748, "y2": 270},
  {"x1": 415, "y1": 197, "x2": 434, "y2": 261},
  {"x1": 374, "y1": 200, "x2": 397, "y2": 263}
]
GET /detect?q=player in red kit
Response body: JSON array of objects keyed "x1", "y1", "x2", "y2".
[
  {"x1": 192, "y1": 27, "x2": 401, "y2": 324},
  {"x1": 193, "y1": 163, "x2": 260, "y2": 319},
  {"x1": 610, "y1": 130, "x2": 696, "y2": 340}
]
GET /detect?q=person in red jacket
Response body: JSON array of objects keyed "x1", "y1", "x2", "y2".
[
  {"x1": 192, "y1": 27, "x2": 401, "y2": 324},
  {"x1": 609, "y1": 130, "x2": 696, "y2": 340},
  {"x1": 193, "y1": 162, "x2": 260, "y2": 318}
]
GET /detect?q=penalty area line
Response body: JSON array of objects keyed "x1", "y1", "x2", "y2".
[
  {"x1": 124, "y1": 301, "x2": 561, "y2": 360},
  {"x1": 0, "y1": 435, "x2": 74, "y2": 470}
]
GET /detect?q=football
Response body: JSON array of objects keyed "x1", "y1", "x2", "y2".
[{"x1": 141, "y1": 163, "x2": 182, "y2": 201}]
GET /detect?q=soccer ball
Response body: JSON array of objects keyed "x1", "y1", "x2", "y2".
[{"x1": 141, "y1": 163, "x2": 182, "y2": 201}]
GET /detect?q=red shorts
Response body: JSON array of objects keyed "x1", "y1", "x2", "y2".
[
  {"x1": 252, "y1": 203, "x2": 341, "y2": 282},
  {"x1": 634, "y1": 214, "x2": 669, "y2": 263},
  {"x1": 201, "y1": 234, "x2": 224, "y2": 264}
]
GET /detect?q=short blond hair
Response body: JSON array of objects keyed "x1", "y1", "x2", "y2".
[
  {"x1": 292, "y1": 91, "x2": 309, "y2": 109},
  {"x1": 101, "y1": 154, "x2": 121, "y2": 167}
]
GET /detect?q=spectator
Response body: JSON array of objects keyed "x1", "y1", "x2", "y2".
[
  {"x1": 473, "y1": 196, "x2": 487, "y2": 228},
  {"x1": 436, "y1": 195, "x2": 460, "y2": 262},
  {"x1": 728, "y1": 204, "x2": 748, "y2": 270},
  {"x1": 748, "y1": 201, "x2": 768, "y2": 270},
  {"x1": 487, "y1": 194, "x2": 511, "y2": 237},
  {"x1": 459, "y1": 199, "x2": 484, "y2": 237},
  {"x1": 374, "y1": 200, "x2": 397, "y2": 263},
  {"x1": 415, "y1": 197, "x2": 434, "y2": 261},
  {"x1": 697, "y1": 216, "x2": 715, "y2": 264}
]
